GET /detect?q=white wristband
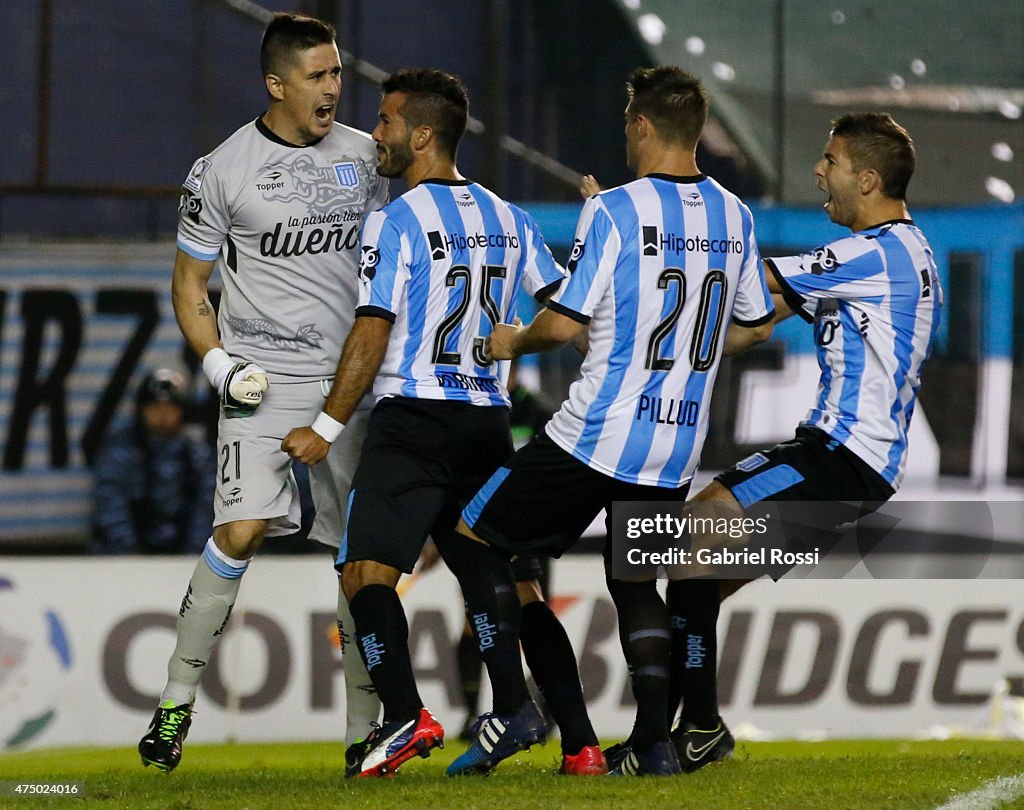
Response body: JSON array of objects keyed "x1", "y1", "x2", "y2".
[
  {"x1": 311, "y1": 411, "x2": 345, "y2": 443},
  {"x1": 202, "y1": 347, "x2": 234, "y2": 391}
]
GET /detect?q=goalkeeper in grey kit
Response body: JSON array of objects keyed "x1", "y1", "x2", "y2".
[{"x1": 138, "y1": 14, "x2": 387, "y2": 772}]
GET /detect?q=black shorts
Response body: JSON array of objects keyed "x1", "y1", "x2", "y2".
[
  {"x1": 464, "y1": 430, "x2": 690, "y2": 560},
  {"x1": 713, "y1": 427, "x2": 895, "y2": 579},
  {"x1": 338, "y1": 398, "x2": 512, "y2": 573},
  {"x1": 716, "y1": 426, "x2": 894, "y2": 516}
]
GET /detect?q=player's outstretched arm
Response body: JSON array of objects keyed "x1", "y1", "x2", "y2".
[
  {"x1": 569, "y1": 325, "x2": 590, "y2": 357},
  {"x1": 763, "y1": 260, "x2": 799, "y2": 324},
  {"x1": 769, "y1": 293, "x2": 798, "y2": 322},
  {"x1": 487, "y1": 307, "x2": 586, "y2": 361},
  {"x1": 537, "y1": 290, "x2": 589, "y2": 357},
  {"x1": 723, "y1": 320, "x2": 774, "y2": 356},
  {"x1": 487, "y1": 322, "x2": 527, "y2": 360},
  {"x1": 281, "y1": 315, "x2": 392, "y2": 465}
]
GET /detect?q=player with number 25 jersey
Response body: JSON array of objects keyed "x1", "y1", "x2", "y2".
[
  {"x1": 284, "y1": 68, "x2": 579, "y2": 780},
  {"x1": 356, "y1": 181, "x2": 565, "y2": 405}
]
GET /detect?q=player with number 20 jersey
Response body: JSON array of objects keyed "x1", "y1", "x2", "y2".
[
  {"x1": 456, "y1": 65, "x2": 775, "y2": 777},
  {"x1": 461, "y1": 171, "x2": 773, "y2": 557},
  {"x1": 545, "y1": 174, "x2": 773, "y2": 488}
]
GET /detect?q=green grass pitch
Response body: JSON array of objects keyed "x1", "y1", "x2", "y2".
[{"x1": 2, "y1": 738, "x2": 1023, "y2": 808}]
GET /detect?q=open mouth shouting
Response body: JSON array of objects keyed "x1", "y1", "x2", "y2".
[{"x1": 314, "y1": 102, "x2": 335, "y2": 125}]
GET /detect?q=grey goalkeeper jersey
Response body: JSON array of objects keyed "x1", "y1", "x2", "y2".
[{"x1": 177, "y1": 117, "x2": 388, "y2": 379}]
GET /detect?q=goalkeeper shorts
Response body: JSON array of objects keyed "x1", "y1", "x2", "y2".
[{"x1": 213, "y1": 377, "x2": 370, "y2": 545}]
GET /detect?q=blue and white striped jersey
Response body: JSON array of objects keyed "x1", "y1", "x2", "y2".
[
  {"x1": 356, "y1": 179, "x2": 567, "y2": 407},
  {"x1": 544, "y1": 173, "x2": 773, "y2": 487},
  {"x1": 767, "y1": 219, "x2": 942, "y2": 489}
]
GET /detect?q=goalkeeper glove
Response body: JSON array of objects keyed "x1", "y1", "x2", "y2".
[
  {"x1": 203, "y1": 348, "x2": 269, "y2": 415},
  {"x1": 222, "y1": 361, "x2": 269, "y2": 412}
]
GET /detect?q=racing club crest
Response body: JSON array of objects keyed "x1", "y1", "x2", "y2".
[{"x1": 334, "y1": 162, "x2": 360, "y2": 189}]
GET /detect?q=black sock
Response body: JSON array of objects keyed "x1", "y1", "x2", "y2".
[
  {"x1": 520, "y1": 600, "x2": 598, "y2": 756},
  {"x1": 667, "y1": 578, "x2": 721, "y2": 729},
  {"x1": 456, "y1": 630, "x2": 482, "y2": 718},
  {"x1": 348, "y1": 584, "x2": 423, "y2": 724},
  {"x1": 666, "y1": 583, "x2": 687, "y2": 729},
  {"x1": 436, "y1": 531, "x2": 530, "y2": 716},
  {"x1": 667, "y1": 629, "x2": 685, "y2": 729},
  {"x1": 612, "y1": 594, "x2": 635, "y2": 746},
  {"x1": 606, "y1": 577, "x2": 670, "y2": 750}
]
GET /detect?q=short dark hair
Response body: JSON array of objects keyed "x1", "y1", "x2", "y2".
[
  {"x1": 381, "y1": 68, "x2": 469, "y2": 159},
  {"x1": 260, "y1": 13, "x2": 336, "y2": 76},
  {"x1": 830, "y1": 113, "x2": 915, "y2": 199},
  {"x1": 627, "y1": 66, "x2": 708, "y2": 148}
]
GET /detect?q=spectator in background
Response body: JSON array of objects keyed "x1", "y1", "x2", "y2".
[{"x1": 90, "y1": 369, "x2": 214, "y2": 555}]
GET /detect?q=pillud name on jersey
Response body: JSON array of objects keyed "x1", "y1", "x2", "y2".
[
  {"x1": 175, "y1": 119, "x2": 387, "y2": 379},
  {"x1": 356, "y1": 180, "x2": 566, "y2": 407},
  {"x1": 544, "y1": 174, "x2": 773, "y2": 488}
]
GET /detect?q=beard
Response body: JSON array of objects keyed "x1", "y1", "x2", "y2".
[{"x1": 377, "y1": 140, "x2": 415, "y2": 178}]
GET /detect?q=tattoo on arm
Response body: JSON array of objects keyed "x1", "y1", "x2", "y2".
[{"x1": 197, "y1": 301, "x2": 210, "y2": 317}]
